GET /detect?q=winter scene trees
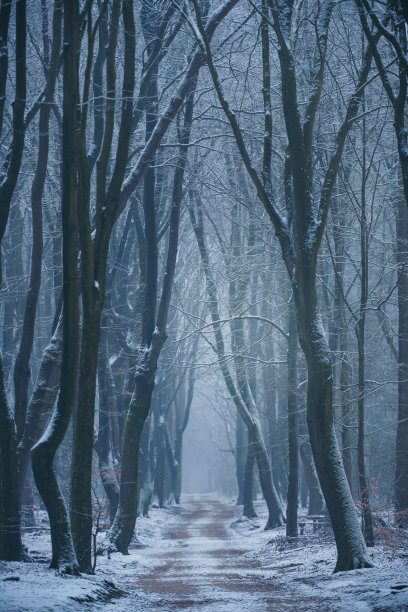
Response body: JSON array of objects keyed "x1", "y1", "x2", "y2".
[{"x1": 0, "y1": 0, "x2": 408, "y2": 610}]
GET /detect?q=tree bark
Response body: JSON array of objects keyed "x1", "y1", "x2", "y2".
[
  {"x1": 13, "y1": 0, "x2": 62, "y2": 440},
  {"x1": 243, "y1": 440, "x2": 257, "y2": 519},
  {"x1": 235, "y1": 413, "x2": 245, "y2": 505},
  {"x1": 153, "y1": 396, "x2": 166, "y2": 508},
  {"x1": 0, "y1": 0, "x2": 11, "y2": 139},
  {"x1": 0, "y1": 356, "x2": 21, "y2": 560},
  {"x1": 299, "y1": 413, "x2": 324, "y2": 516},
  {"x1": 331, "y1": 187, "x2": 353, "y2": 489},
  {"x1": 0, "y1": 0, "x2": 26, "y2": 562},
  {"x1": 18, "y1": 313, "x2": 62, "y2": 498},
  {"x1": 31, "y1": 0, "x2": 80, "y2": 574},
  {"x1": 110, "y1": 375, "x2": 155, "y2": 553},
  {"x1": 95, "y1": 331, "x2": 119, "y2": 524},
  {"x1": 295, "y1": 263, "x2": 371, "y2": 571},
  {"x1": 355, "y1": 118, "x2": 374, "y2": 546},
  {"x1": 286, "y1": 296, "x2": 298, "y2": 537},
  {"x1": 396, "y1": 172, "x2": 408, "y2": 526},
  {"x1": 70, "y1": 0, "x2": 134, "y2": 572},
  {"x1": 174, "y1": 357, "x2": 196, "y2": 504}
]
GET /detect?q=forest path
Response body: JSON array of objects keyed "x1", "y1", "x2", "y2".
[{"x1": 104, "y1": 494, "x2": 325, "y2": 611}]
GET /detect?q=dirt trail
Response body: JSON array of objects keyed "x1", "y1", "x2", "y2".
[{"x1": 105, "y1": 495, "x2": 327, "y2": 611}]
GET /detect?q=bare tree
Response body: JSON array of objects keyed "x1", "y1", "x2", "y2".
[{"x1": 188, "y1": 0, "x2": 374, "y2": 570}]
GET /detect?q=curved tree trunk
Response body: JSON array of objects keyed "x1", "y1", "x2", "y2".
[
  {"x1": 251, "y1": 420, "x2": 284, "y2": 529},
  {"x1": 295, "y1": 272, "x2": 372, "y2": 572},
  {"x1": 18, "y1": 314, "x2": 62, "y2": 497},
  {"x1": 190, "y1": 0, "x2": 373, "y2": 572},
  {"x1": 190, "y1": 198, "x2": 284, "y2": 529},
  {"x1": 70, "y1": 0, "x2": 135, "y2": 572},
  {"x1": 110, "y1": 52, "x2": 197, "y2": 550},
  {"x1": 0, "y1": 0, "x2": 26, "y2": 562},
  {"x1": 13, "y1": 0, "x2": 62, "y2": 441},
  {"x1": 31, "y1": 0, "x2": 79, "y2": 574},
  {"x1": 109, "y1": 375, "x2": 154, "y2": 553}
]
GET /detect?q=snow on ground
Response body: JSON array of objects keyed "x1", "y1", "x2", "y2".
[
  {"x1": 1, "y1": 495, "x2": 408, "y2": 611},
  {"x1": 240, "y1": 502, "x2": 408, "y2": 612}
]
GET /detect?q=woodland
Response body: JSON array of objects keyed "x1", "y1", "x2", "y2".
[{"x1": 0, "y1": 0, "x2": 408, "y2": 609}]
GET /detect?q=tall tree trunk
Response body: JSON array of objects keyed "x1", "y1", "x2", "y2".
[
  {"x1": 340, "y1": 326, "x2": 353, "y2": 490},
  {"x1": 355, "y1": 107, "x2": 374, "y2": 546},
  {"x1": 153, "y1": 393, "x2": 166, "y2": 508},
  {"x1": 0, "y1": 357, "x2": 21, "y2": 560},
  {"x1": 110, "y1": 48, "x2": 160, "y2": 552},
  {"x1": 173, "y1": 339, "x2": 198, "y2": 504},
  {"x1": 110, "y1": 50, "x2": 197, "y2": 550},
  {"x1": 0, "y1": 0, "x2": 11, "y2": 139},
  {"x1": 13, "y1": 0, "x2": 62, "y2": 440},
  {"x1": 235, "y1": 413, "x2": 245, "y2": 505},
  {"x1": 95, "y1": 331, "x2": 119, "y2": 524},
  {"x1": 70, "y1": 0, "x2": 134, "y2": 572},
  {"x1": 396, "y1": 172, "x2": 408, "y2": 526},
  {"x1": 18, "y1": 312, "x2": 62, "y2": 497},
  {"x1": 286, "y1": 296, "x2": 298, "y2": 537},
  {"x1": 332, "y1": 185, "x2": 353, "y2": 489},
  {"x1": 299, "y1": 418, "x2": 324, "y2": 516},
  {"x1": 2, "y1": 207, "x2": 24, "y2": 382},
  {"x1": 295, "y1": 264, "x2": 371, "y2": 570},
  {"x1": 110, "y1": 375, "x2": 155, "y2": 553},
  {"x1": 138, "y1": 414, "x2": 153, "y2": 516},
  {"x1": 243, "y1": 440, "x2": 257, "y2": 518},
  {"x1": 31, "y1": 0, "x2": 80, "y2": 574},
  {"x1": 0, "y1": 0, "x2": 26, "y2": 562},
  {"x1": 164, "y1": 423, "x2": 178, "y2": 504}
]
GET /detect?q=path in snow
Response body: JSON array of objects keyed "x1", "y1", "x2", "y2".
[
  {"x1": 3, "y1": 494, "x2": 408, "y2": 610},
  {"x1": 104, "y1": 495, "x2": 324, "y2": 611}
]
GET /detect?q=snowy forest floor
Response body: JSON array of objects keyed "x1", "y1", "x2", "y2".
[{"x1": 1, "y1": 494, "x2": 408, "y2": 611}]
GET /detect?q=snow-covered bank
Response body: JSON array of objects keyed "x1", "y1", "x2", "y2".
[
  {"x1": 241, "y1": 501, "x2": 408, "y2": 612},
  {"x1": 0, "y1": 561, "x2": 121, "y2": 611},
  {"x1": 0, "y1": 504, "x2": 169, "y2": 611}
]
